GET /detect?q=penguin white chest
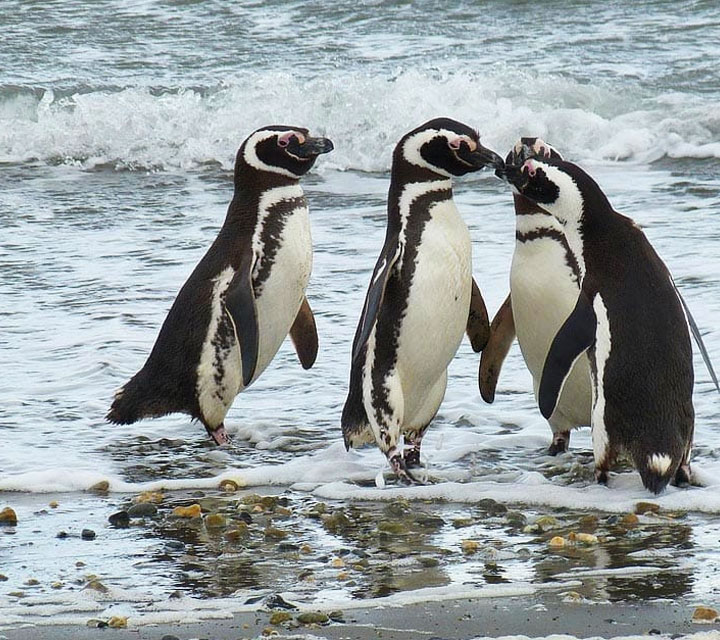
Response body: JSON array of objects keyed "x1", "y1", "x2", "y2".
[
  {"x1": 510, "y1": 222, "x2": 580, "y2": 376},
  {"x1": 254, "y1": 206, "x2": 312, "y2": 376},
  {"x1": 397, "y1": 199, "x2": 471, "y2": 384}
]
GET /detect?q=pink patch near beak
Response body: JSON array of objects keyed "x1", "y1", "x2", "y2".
[{"x1": 524, "y1": 159, "x2": 537, "y2": 177}]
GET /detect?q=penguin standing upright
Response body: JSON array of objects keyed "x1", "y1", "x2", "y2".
[
  {"x1": 479, "y1": 139, "x2": 592, "y2": 455},
  {"x1": 107, "y1": 125, "x2": 334, "y2": 444},
  {"x1": 341, "y1": 118, "x2": 502, "y2": 482},
  {"x1": 499, "y1": 151, "x2": 696, "y2": 493}
]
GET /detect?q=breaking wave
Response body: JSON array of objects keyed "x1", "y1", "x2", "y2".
[{"x1": 2, "y1": 68, "x2": 719, "y2": 172}]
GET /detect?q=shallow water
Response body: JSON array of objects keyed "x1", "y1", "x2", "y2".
[{"x1": 1, "y1": 0, "x2": 720, "y2": 632}]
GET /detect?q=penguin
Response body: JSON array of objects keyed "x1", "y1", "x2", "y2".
[
  {"x1": 107, "y1": 125, "x2": 334, "y2": 444},
  {"x1": 498, "y1": 151, "x2": 697, "y2": 493},
  {"x1": 479, "y1": 138, "x2": 592, "y2": 455},
  {"x1": 341, "y1": 117, "x2": 503, "y2": 483}
]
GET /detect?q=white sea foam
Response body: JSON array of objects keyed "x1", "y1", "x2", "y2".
[
  {"x1": 2, "y1": 432, "x2": 720, "y2": 514},
  {"x1": 1, "y1": 69, "x2": 718, "y2": 172}
]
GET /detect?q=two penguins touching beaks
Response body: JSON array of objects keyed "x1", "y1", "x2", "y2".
[{"x1": 107, "y1": 119, "x2": 718, "y2": 496}]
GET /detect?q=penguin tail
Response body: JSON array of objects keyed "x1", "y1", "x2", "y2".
[
  {"x1": 636, "y1": 452, "x2": 680, "y2": 495},
  {"x1": 106, "y1": 369, "x2": 180, "y2": 425}
]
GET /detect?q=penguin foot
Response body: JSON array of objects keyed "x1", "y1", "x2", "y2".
[
  {"x1": 547, "y1": 431, "x2": 570, "y2": 456},
  {"x1": 389, "y1": 453, "x2": 424, "y2": 485},
  {"x1": 209, "y1": 424, "x2": 231, "y2": 446},
  {"x1": 595, "y1": 468, "x2": 609, "y2": 486},
  {"x1": 403, "y1": 444, "x2": 422, "y2": 469},
  {"x1": 672, "y1": 464, "x2": 693, "y2": 488}
]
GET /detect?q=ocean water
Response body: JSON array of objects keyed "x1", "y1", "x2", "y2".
[{"x1": 1, "y1": 0, "x2": 719, "y2": 633}]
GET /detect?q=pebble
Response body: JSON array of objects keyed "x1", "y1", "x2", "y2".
[
  {"x1": 331, "y1": 557, "x2": 345, "y2": 568},
  {"x1": 204, "y1": 513, "x2": 227, "y2": 528},
  {"x1": 165, "y1": 540, "x2": 185, "y2": 551},
  {"x1": 505, "y1": 511, "x2": 527, "y2": 528},
  {"x1": 461, "y1": 540, "x2": 480, "y2": 554},
  {"x1": 265, "y1": 525, "x2": 288, "y2": 540},
  {"x1": 49, "y1": 501, "x2": 59, "y2": 509},
  {"x1": 219, "y1": 479, "x2": 240, "y2": 492},
  {"x1": 86, "y1": 619, "x2": 108, "y2": 628},
  {"x1": 692, "y1": 606, "x2": 719, "y2": 623},
  {"x1": 321, "y1": 511, "x2": 352, "y2": 531},
  {"x1": 0, "y1": 507, "x2": 18, "y2": 526},
  {"x1": 548, "y1": 536, "x2": 566, "y2": 547},
  {"x1": 108, "y1": 511, "x2": 130, "y2": 528},
  {"x1": 56, "y1": 531, "x2": 68, "y2": 539},
  {"x1": 417, "y1": 556, "x2": 440, "y2": 568},
  {"x1": 172, "y1": 504, "x2": 202, "y2": 518},
  {"x1": 262, "y1": 627, "x2": 279, "y2": 637},
  {"x1": 134, "y1": 491, "x2": 164, "y2": 504},
  {"x1": 81, "y1": 529, "x2": 96, "y2": 540},
  {"x1": 127, "y1": 503, "x2": 158, "y2": 518},
  {"x1": 300, "y1": 544, "x2": 312, "y2": 554},
  {"x1": 535, "y1": 515, "x2": 559, "y2": 531},
  {"x1": 84, "y1": 579, "x2": 108, "y2": 593},
  {"x1": 296, "y1": 612, "x2": 329, "y2": 625},
  {"x1": 635, "y1": 501, "x2": 660, "y2": 515},
  {"x1": 620, "y1": 513, "x2": 639, "y2": 527},
  {"x1": 237, "y1": 511, "x2": 253, "y2": 524},
  {"x1": 452, "y1": 518, "x2": 474, "y2": 529},
  {"x1": 567, "y1": 531, "x2": 598, "y2": 545},
  {"x1": 88, "y1": 480, "x2": 109, "y2": 493},
  {"x1": 377, "y1": 520, "x2": 407, "y2": 534},
  {"x1": 161, "y1": 635, "x2": 181, "y2": 640},
  {"x1": 225, "y1": 525, "x2": 249, "y2": 541},
  {"x1": 25, "y1": 578, "x2": 39, "y2": 586},
  {"x1": 108, "y1": 616, "x2": 128, "y2": 628},
  {"x1": 268, "y1": 611, "x2": 293, "y2": 625},
  {"x1": 477, "y1": 498, "x2": 508, "y2": 515},
  {"x1": 0, "y1": 574, "x2": 8, "y2": 582}
]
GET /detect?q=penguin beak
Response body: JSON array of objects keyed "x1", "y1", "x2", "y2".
[
  {"x1": 458, "y1": 143, "x2": 505, "y2": 171},
  {"x1": 289, "y1": 136, "x2": 335, "y2": 159}
]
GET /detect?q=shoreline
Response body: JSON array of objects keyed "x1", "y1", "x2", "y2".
[{"x1": 1, "y1": 593, "x2": 717, "y2": 640}]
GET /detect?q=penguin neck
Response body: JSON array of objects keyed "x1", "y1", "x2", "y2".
[
  {"x1": 225, "y1": 165, "x2": 301, "y2": 228},
  {"x1": 387, "y1": 157, "x2": 453, "y2": 230}
]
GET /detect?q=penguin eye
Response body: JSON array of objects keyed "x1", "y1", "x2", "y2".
[{"x1": 277, "y1": 132, "x2": 295, "y2": 148}]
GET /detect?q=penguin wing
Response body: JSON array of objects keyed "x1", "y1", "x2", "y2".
[
  {"x1": 538, "y1": 290, "x2": 597, "y2": 419},
  {"x1": 478, "y1": 293, "x2": 515, "y2": 403},
  {"x1": 290, "y1": 296, "x2": 318, "y2": 369},
  {"x1": 466, "y1": 278, "x2": 490, "y2": 352},
  {"x1": 673, "y1": 282, "x2": 720, "y2": 394},
  {"x1": 225, "y1": 255, "x2": 260, "y2": 387},
  {"x1": 351, "y1": 235, "x2": 402, "y2": 363}
]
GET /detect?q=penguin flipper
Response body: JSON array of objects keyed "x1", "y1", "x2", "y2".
[
  {"x1": 479, "y1": 293, "x2": 515, "y2": 403},
  {"x1": 352, "y1": 235, "x2": 402, "y2": 363},
  {"x1": 539, "y1": 291, "x2": 597, "y2": 420},
  {"x1": 673, "y1": 283, "x2": 720, "y2": 393},
  {"x1": 225, "y1": 256, "x2": 259, "y2": 387},
  {"x1": 290, "y1": 296, "x2": 318, "y2": 369},
  {"x1": 466, "y1": 277, "x2": 490, "y2": 352}
]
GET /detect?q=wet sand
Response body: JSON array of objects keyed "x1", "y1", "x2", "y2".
[{"x1": 0, "y1": 594, "x2": 713, "y2": 640}]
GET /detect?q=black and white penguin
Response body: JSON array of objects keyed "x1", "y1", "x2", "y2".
[
  {"x1": 479, "y1": 138, "x2": 592, "y2": 455},
  {"x1": 107, "y1": 125, "x2": 333, "y2": 444},
  {"x1": 341, "y1": 118, "x2": 502, "y2": 483},
  {"x1": 499, "y1": 152, "x2": 695, "y2": 493}
]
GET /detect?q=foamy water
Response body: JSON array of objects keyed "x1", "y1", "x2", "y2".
[{"x1": 1, "y1": 0, "x2": 719, "y2": 633}]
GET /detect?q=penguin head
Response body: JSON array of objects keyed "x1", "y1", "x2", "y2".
[
  {"x1": 502, "y1": 156, "x2": 585, "y2": 225},
  {"x1": 504, "y1": 137, "x2": 563, "y2": 170},
  {"x1": 395, "y1": 118, "x2": 504, "y2": 178},
  {"x1": 237, "y1": 125, "x2": 334, "y2": 181}
]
